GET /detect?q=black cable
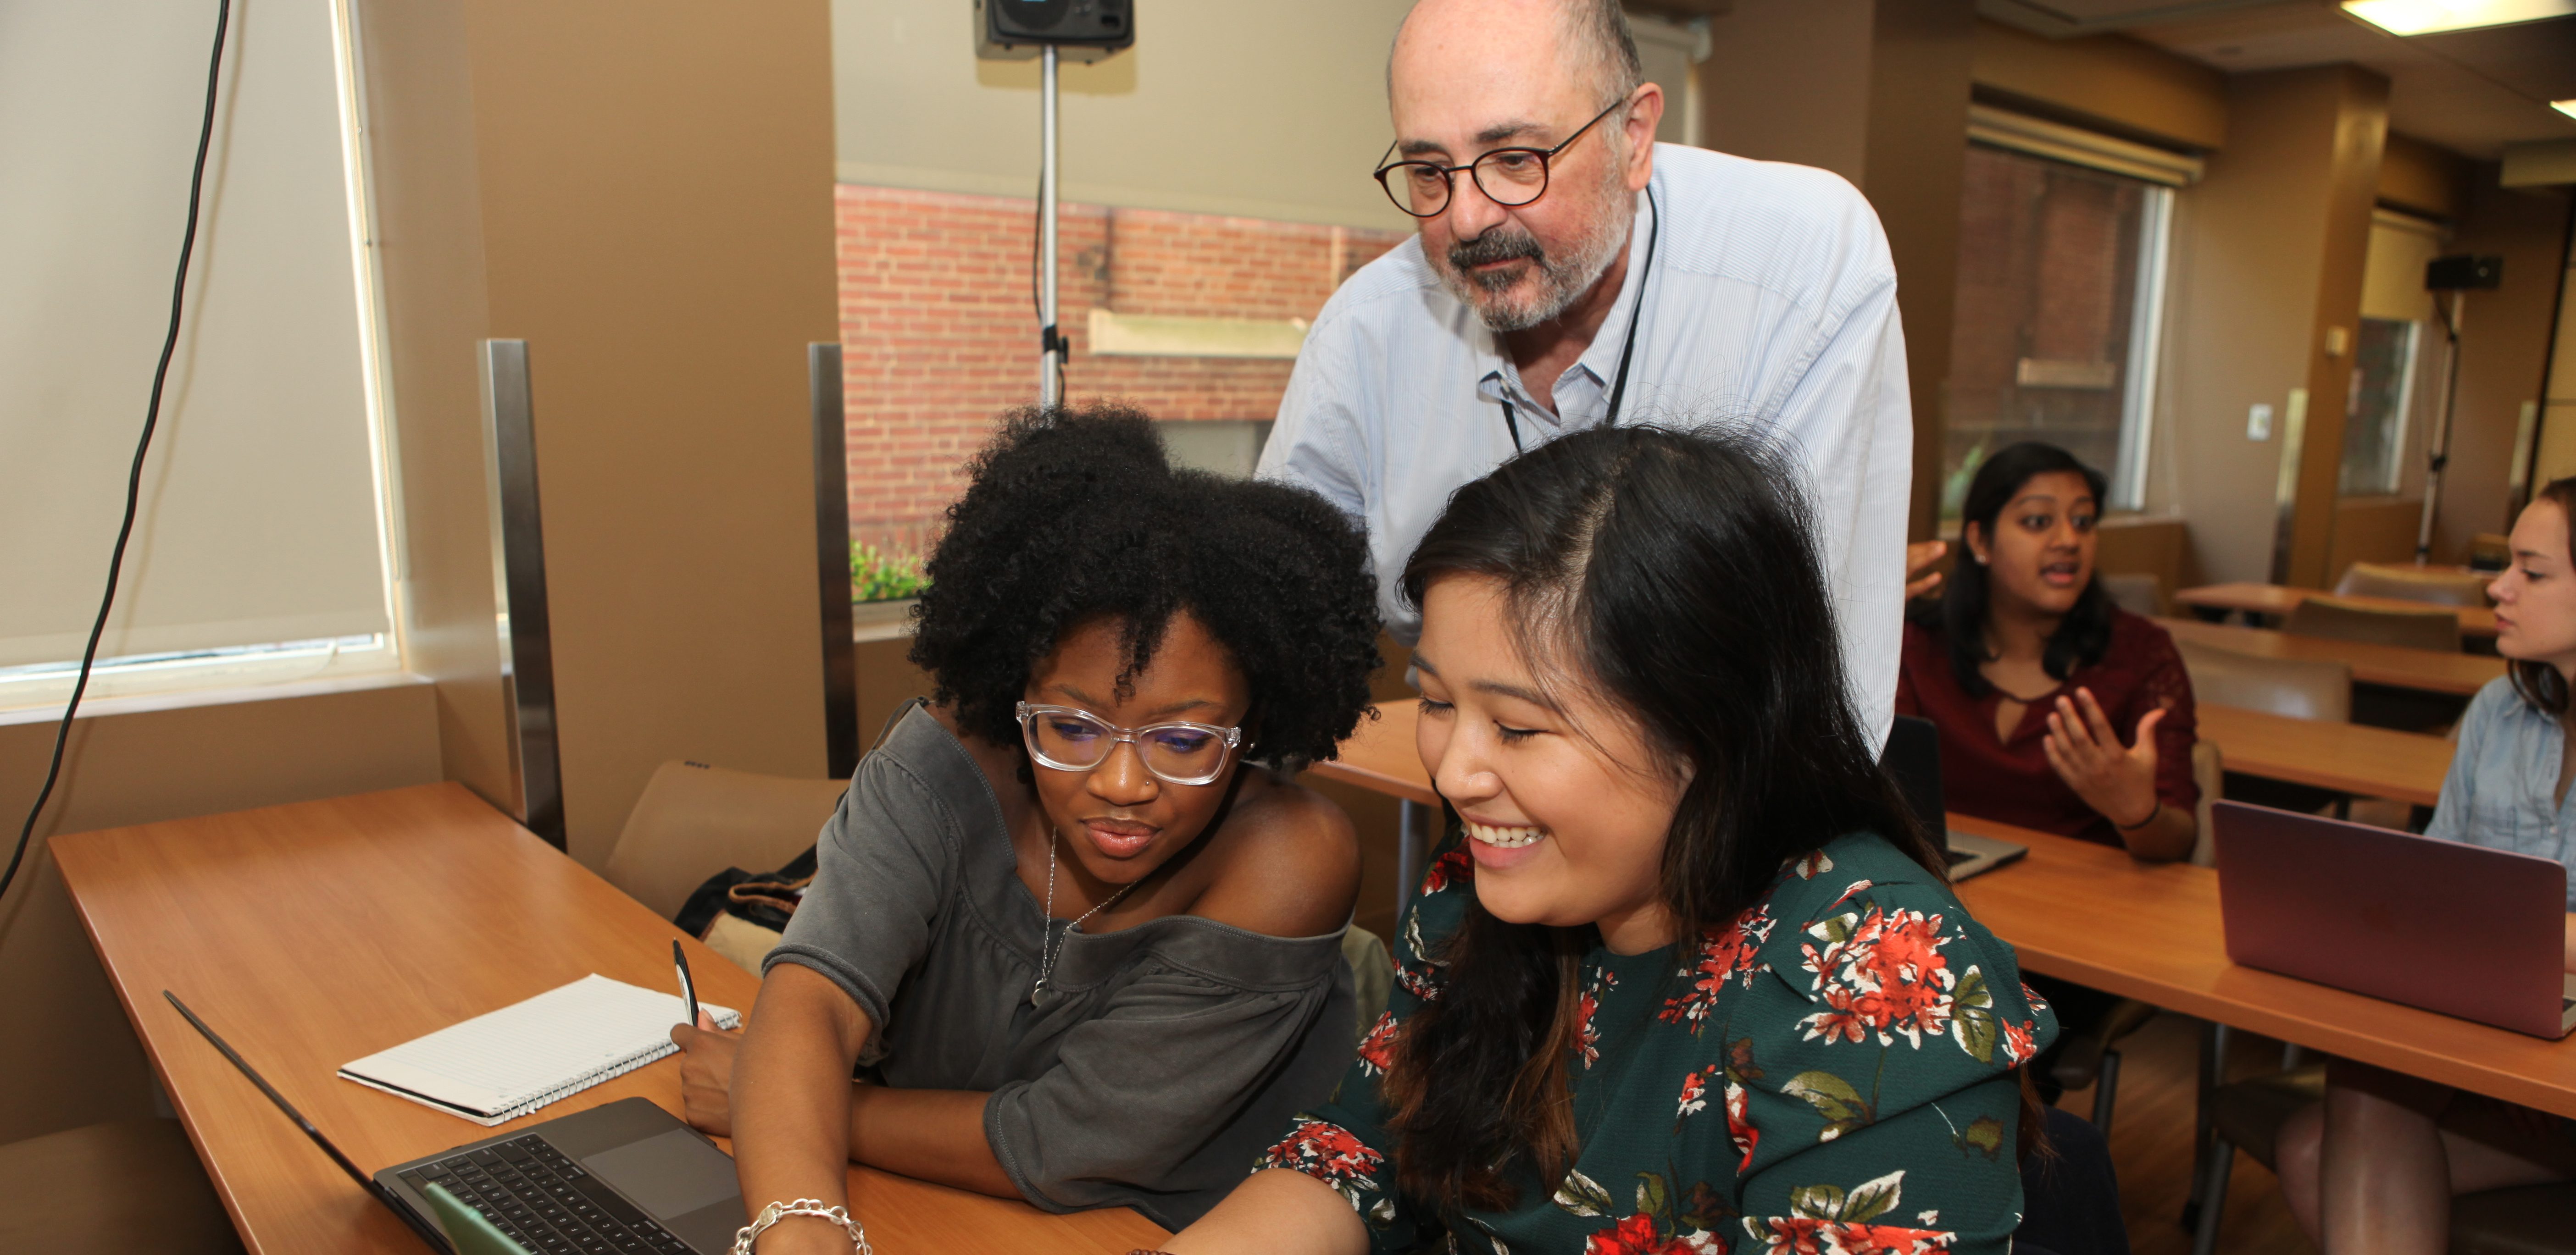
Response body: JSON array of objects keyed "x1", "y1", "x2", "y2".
[{"x1": 2, "y1": 0, "x2": 232, "y2": 904}]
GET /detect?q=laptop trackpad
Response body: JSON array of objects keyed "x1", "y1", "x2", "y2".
[{"x1": 583, "y1": 1128, "x2": 739, "y2": 1221}]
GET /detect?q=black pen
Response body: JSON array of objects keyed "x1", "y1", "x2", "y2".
[{"x1": 672, "y1": 939, "x2": 700, "y2": 1028}]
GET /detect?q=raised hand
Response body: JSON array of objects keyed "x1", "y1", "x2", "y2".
[{"x1": 2041, "y1": 687, "x2": 2165, "y2": 831}]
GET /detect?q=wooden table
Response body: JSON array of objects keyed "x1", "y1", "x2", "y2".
[
  {"x1": 1314, "y1": 706, "x2": 2575, "y2": 1117},
  {"x1": 2194, "y1": 702, "x2": 2453, "y2": 807},
  {"x1": 2156, "y1": 616, "x2": 2504, "y2": 697},
  {"x1": 2175, "y1": 581, "x2": 2497, "y2": 639},
  {"x1": 1948, "y1": 814, "x2": 2576, "y2": 1119},
  {"x1": 1321, "y1": 698, "x2": 2454, "y2": 814},
  {"x1": 50, "y1": 784, "x2": 1169, "y2": 1255}
]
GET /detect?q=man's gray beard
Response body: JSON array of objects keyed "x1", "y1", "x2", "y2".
[{"x1": 1436, "y1": 181, "x2": 1633, "y2": 334}]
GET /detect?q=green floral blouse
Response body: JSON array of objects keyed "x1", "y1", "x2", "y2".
[{"x1": 1257, "y1": 831, "x2": 2057, "y2": 1255}]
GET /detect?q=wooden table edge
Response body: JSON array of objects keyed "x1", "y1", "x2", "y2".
[
  {"x1": 47, "y1": 784, "x2": 1176, "y2": 1255},
  {"x1": 1947, "y1": 816, "x2": 2576, "y2": 1119},
  {"x1": 49, "y1": 827, "x2": 277, "y2": 1248}
]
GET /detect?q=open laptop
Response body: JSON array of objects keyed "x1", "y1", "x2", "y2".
[
  {"x1": 167, "y1": 990, "x2": 748, "y2": 1253},
  {"x1": 1882, "y1": 715, "x2": 2027, "y2": 881},
  {"x1": 2213, "y1": 801, "x2": 2576, "y2": 1039}
]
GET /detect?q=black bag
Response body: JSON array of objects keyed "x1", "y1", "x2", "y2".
[{"x1": 674, "y1": 846, "x2": 816, "y2": 939}]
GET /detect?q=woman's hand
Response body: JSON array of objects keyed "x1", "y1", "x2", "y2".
[
  {"x1": 1905, "y1": 540, "x2": 1948, "y2": 600},
  {"x1": 670, "y1": 1011, "x2": 739, "y2": 1137},
  {"x1": 2042, "y1": 688, "x2": 2164, "y2": 831}
]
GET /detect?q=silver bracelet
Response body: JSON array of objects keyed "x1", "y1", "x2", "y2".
[{"x1": 730, "y1": 1198, "x2": 871, "y2": 1255}]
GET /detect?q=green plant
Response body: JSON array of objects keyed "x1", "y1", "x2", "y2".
[{"x1": 850, "y1": 542, "x2": 927, "y2": 603}]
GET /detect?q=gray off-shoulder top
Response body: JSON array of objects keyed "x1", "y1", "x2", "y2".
[{"x1": 767, "y1": 702, "x2": 1355, "y2": 1228}]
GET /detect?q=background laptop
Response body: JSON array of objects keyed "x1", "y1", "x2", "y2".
[
  {"x1": 1884, "y1": 714, "x2": 2027, "y2": 881},
  {"x1": 2213, "y1": 801, "x2": 2576, "y2": 1039},
  {"x1": 169, "y1": 990, "x2": 748, "y2": 1253}
]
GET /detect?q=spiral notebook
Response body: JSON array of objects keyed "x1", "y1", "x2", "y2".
[{"x1": 339, "y1": 974, "x2": 741, "y2": 1126}]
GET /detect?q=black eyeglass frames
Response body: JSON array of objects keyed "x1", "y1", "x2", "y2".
[{"x1": 1371, "y1": 97, "x2": 1627, "y2": 220}]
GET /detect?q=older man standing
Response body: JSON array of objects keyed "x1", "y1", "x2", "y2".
[{"x1": 1260, "y1": 0, "x2": 1912, "y2": 745}]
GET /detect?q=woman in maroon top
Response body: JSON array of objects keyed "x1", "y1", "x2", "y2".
[{"x1": 1896, "y1": 442, "x2": 2199, "y2": 861}]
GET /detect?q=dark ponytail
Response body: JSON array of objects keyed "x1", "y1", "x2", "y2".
[{"x1": 1382, "y1": 426, "x2": 1935, "y2": 1213}]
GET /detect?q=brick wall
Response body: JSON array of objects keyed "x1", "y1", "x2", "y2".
[
  {"x1": 836, "y1": 184, "x2": 1410, "y2": 557},
  {"x1": 1941, "y1": 146, "x2": 2148, "y2": 500}
]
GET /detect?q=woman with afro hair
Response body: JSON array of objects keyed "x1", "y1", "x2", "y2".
[{"x1": 673, "y1": 404, "x2": 1385, "y2": 1237}]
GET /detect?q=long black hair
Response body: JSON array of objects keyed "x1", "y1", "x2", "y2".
[
  {"x1": 1382, "y1": 425, "x2": 1937, "y2": 1212},
  {"x1": 907, "y1": 404, "x2": 1382, "y2": 768},
  {"x1": 1923, "y1": 441, "x2": 2115, "y2": 696}
]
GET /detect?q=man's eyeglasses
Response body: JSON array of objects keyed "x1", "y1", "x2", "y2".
[
  {"x1": 1015, "y1": 702, "x2": 1244, "y2": 786},
  {"x1": 1372, "y1": 97, "x2": 1626, "y2": 220}
]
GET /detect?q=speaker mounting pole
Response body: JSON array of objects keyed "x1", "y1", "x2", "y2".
[{"x1": 1039, "y1": 44, "x2": 1062, "y2": 408}]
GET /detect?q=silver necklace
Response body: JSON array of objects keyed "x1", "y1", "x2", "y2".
[{"x1": 1030, "y1": 830, "x2": 1138, "y2": 1006}]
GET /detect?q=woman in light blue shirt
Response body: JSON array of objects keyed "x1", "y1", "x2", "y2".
[{"x1": 2272, "y1": 478, "x2": 2576, "y2": 1254}]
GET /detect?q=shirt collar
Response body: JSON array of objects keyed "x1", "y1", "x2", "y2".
[{"x1": 1467, "y1": 185, "x2": 1656, "y2": 428}]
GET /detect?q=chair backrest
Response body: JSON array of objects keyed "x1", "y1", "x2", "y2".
[
  {"x1": 2097, "y1": 571, "x2": 2165, "y2": 618},
  {"x1": 2176, "y1": 638, "x2": 2352, "y2": 724},
  {"x1": 2467, "y1": 532, "x2": 2511, "y2": 575},
  {"x1": 604, "y1": 762, "x2": 849, "y2": 922},
  {"x1": 2285, "y1": 594, "x2": 2462, "y2": 652},
  {"x1": 2333, "y1": 561, "x2": 2490, "y2": 608},
  {"x1": 2188, "y1": 739, "x2": 2223, "y2": 868}
]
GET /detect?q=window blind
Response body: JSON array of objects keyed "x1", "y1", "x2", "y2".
[
  {"x1": 1968, "y1": 105, "x2": 2205, "y2": 188},
  {"x1": 0, "y1": 1, "x2": 390, "y2": 672}
]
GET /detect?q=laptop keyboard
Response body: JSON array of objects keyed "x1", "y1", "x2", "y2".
[{"x1": 401, "y1": 1135, "x2": 693, "y2": 1255}]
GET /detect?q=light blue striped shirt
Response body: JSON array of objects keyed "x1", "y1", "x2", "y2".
[
  {"x1": 1257, "y1": 144, "x2": 1911, "y2": 747},
  {"x1": 2426, "y1": 674, "x2": 2576, "y2": 909}
]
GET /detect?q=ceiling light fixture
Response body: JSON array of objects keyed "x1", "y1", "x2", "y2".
[
  {"x1": 2555, "y1": 99, "x2": 2576, "y2": 120},
  {"x1": 2342, "y1": 0, "x2": 2576, "y2": 34}
]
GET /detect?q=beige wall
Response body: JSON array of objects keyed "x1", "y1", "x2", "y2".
[
  {"x1": 832, "y1": 0, "x2": 1415, "y2": 230},
  {"x1": 2441, "y1": 177, "x2": 2573, "y2": 557},
  {"x1": 2379, "y1": 132, "x2": 2466, "y2": 220},
  {"x1": 0, "y1": 680, "x2": 441, "y2": 1143},
  {"x1": 358, "y1": 0, "x2": 845, "y2": 868},
  {"x1": 1968, "y1": 19, "x2": 2226, "y2": 153},
  {"x1": 2327, "y1": 497, "x2": 2426, "y2": 579},
  {"x1": 1697, "y1": 0, "x2": 1978, "y2": 538},
  {"x1": 2161, "y1": 66, "x2": 2387, "y2": 588}
]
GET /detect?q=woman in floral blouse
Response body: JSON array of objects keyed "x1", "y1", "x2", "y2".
[{"x1": 1159, "y1": 427, "x2": 2057, "y2": 1255}]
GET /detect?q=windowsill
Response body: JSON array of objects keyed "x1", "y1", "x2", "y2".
[
  {"x1": 0, "y1": 669, "x2": 430, "y2": 728},
  {"x1": 853, "y1": 598, "x2": 917, "y2": 645}
]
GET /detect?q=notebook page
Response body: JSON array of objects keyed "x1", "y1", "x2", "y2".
[{"x1": 339, "y1": 974, "x2": 739, "y2": 1121}]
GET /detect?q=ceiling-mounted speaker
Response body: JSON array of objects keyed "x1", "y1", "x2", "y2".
[
  {"x1": 2425, "y1": 254, "x2": 2504, "y2": 292},
  {"x1": 975, "y1": 0, "x2": 1133, "y2": 62}
]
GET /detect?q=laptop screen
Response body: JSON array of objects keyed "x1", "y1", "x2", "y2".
[{"x1": 1882, "y1": 715, "x2": 1949, "y2": 851}]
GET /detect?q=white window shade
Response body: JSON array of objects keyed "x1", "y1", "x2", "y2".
[
  {"x1": 0, "y1": 2, "x2": 389, "y2": 672},
  {"x1": 1968, "y1": 105, "x2": 2204, "y2": 188}
]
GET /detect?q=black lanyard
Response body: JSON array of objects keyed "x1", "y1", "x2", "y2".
[{"x1": 1499, "y1": 185, "x2": 1661, "y2": 453}]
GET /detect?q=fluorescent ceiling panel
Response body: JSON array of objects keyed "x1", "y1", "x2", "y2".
[{"x1": 2342, "y1": 0, "x2": 2576, "y2": 35}]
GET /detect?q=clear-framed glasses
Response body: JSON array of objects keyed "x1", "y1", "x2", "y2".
[
  {"x1": 1372, "y1": 97, "x2": 1626, "y2": 220},
  {"x1": 1015, "y1": 702, "x2": 1244, "y2": 786}
]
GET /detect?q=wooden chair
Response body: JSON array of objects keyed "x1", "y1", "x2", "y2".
[
  {"x1": 0, "y1": 1118, "x2": 244, "y2": 1254},
  {"x1": 2285, "y1": 595, "x2": 2462, "y2": 653},
  {"x1": 604, "y1": 761, "x2": 849, "y2": 923},
  {"x1": 2098, "y1": 571, "x2": 2165, "y2": 618},
  {"x1": 2468, "y1": 533, "x2": 2511, "y2": 575},
  {"x1": 2176, "y1": 639, "x2": 2352, "y2": 724},
  {"x1": 2335, "y1": 562, "x2": 2491, "y2": 608}
]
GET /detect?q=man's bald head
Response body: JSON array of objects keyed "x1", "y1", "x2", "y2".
[{"x1": 1392, "y1": 0, "x2": 1642, "y2": 110}]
